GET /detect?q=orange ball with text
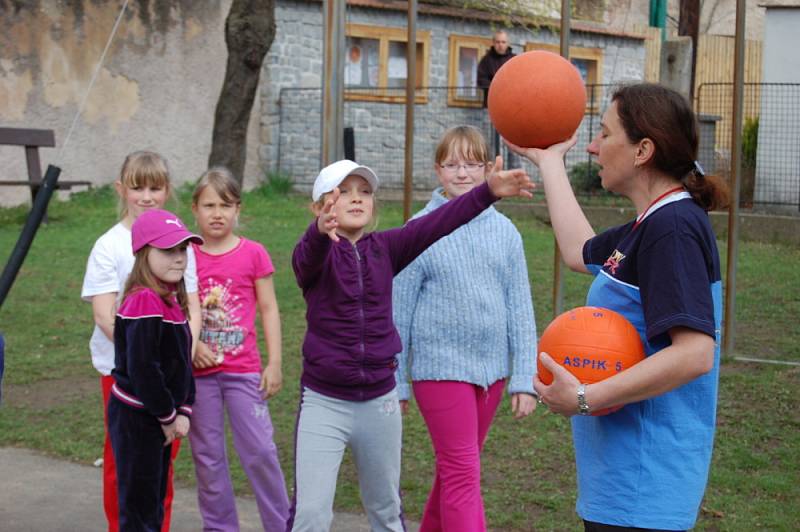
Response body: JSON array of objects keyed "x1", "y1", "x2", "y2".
[
  {"x1": 537, "y1": 306, "x2": 645, "y2": 416},
  {"x1": 488, "y1": 50, "x2": 586, "y2": 148}
]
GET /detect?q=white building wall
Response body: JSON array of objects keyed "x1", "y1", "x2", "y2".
[{"x1": 754, "y1": 6, "x2": 800, "y2": 206}]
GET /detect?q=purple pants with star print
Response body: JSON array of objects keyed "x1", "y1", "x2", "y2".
[{"x1": 189, "y1": 372, "x2": 290, "y2": 531}]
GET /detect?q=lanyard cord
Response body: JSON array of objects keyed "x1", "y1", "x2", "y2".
[{"x1": 632, "y1": 186, "x2": 686, "y2": 230}]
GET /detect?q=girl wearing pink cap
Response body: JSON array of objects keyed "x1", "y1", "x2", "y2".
[{"x1": 108, "y1": 208, "x2": 203, "y2": 531}]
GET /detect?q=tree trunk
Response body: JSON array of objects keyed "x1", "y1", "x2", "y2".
[
  {"x1": 208, "y1": 0, "x2": 275, "y2": 184},
  {"x1": 679, "y1": 0, "x2": 700, "y2": 101}
]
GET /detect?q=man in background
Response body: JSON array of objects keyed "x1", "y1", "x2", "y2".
[
  {"x1": 477, "y1": 30, "x2": 517, "y2": 165},
  {"x1": 477, "y1": 30, "x2": 515, "y2": 107}
]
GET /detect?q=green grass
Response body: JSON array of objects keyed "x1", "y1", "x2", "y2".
[{"x1": 1, "y1": 186, "x2": 798, "y2": 530}]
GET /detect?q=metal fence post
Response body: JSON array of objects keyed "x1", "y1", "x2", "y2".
[
  {"x1": 723, "y1": 0, "x2": 747, "y2": 359},
  {"x1": 552, "y1": 0, "x2": 572, "y2": 318}
]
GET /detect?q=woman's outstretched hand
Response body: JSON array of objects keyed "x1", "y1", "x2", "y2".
[
  {"x1": 317, "y1": 188, "x2": 340, "y2": 242},
  {"x1": 486, "y1": 155, "x2": 535, "y2": 199},
  {"x1": 505, "y1": 133, "x2": 578, "y2": 167}
]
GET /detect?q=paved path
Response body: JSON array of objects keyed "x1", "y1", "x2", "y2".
[{"x1": 0, "y1": 447, "x2": 418, "y2": 531}]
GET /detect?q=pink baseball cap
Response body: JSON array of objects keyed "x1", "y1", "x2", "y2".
[{"x1": 131, "y1": 209, "x2": 203, "y2": 253}]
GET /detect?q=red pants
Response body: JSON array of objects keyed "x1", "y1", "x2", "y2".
[
  {"x1": 413, "y1": 379, "x2": 505, "y2": 532},
  {"x1": 102, "y1": 375, "x2": 179, "y2": 532}
]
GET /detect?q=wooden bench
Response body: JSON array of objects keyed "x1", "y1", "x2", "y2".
[{"x1": 0, "y1": 127, "x2": 93, "y2": 200}]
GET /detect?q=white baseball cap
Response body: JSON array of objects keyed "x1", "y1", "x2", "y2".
[{"x1": 312, "y1": 159, "x2": 379, "y2": 201}]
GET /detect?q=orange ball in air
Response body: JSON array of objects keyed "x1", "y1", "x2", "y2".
[
  {"x1": 488, "y1": 50, "x2": 587, "y2": 149},
  {"x1": 537, "y1": 306, "x2": 645, "y2": 416}
]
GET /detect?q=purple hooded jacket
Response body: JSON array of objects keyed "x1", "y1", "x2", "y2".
[{"x1": 292, "y1": 182, "x2": 498, "y2": 401}]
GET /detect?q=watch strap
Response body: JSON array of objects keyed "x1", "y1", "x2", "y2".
[{"x1": 577, "y1": 383, "x2": 590, "y2": 415}]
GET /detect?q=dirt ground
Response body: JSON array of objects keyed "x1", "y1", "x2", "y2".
[{"x1": 3, "y1": 374, "x2": 97, "y2": 410}]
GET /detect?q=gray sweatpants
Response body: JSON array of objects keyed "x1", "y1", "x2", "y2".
[{"x1": 290, "y1": 387, "x2": 405, "y2": 532}]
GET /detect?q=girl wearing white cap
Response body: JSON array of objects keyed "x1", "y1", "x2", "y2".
[{"x1": 288, "y1": 157, "x2": 534, "y2": 531}]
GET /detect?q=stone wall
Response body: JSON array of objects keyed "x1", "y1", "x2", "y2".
[{"x1": 261, "y1": 1, "x2": 648, "y2": 194}]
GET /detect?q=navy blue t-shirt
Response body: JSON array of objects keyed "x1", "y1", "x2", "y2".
[{"x1": 574, "y1": 192, "x2": 722, "y2": 530}]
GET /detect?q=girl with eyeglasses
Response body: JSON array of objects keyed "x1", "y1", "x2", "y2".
[{"x1": 393, "y1": 125, "x2": 539, "y2": 531}]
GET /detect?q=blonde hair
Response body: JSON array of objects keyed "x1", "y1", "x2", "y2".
[
  {"x1": 192, "y1": 167, "x2": 242, "y2": 206},
  {"x1": 117, "y1": 151, "x2": 172, "y2": 219},
  {"x1": 122, "y1": 246, "x2": 189, "y2": 320},
  {"x1": 434, "y1": 126, "x2": 491, "y2": 166}
]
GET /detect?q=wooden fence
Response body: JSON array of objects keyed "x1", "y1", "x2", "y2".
[
  {"x1": 641, "y1": 31, "x2": 763, "y2": 151},
  {"x1": 695, "y1": 34, "x2": 763, "y2": 88},
  {"x1": 641, "y1": 32, "x2": 763, "y2": 94}
]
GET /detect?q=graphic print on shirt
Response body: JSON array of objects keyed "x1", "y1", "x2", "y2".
[
  {"x1": 603, "y1": 249, "x2": 626, "y2": 275},
  {"x1": 199, "y1": 278, "x2": 245, "y2": 357}
]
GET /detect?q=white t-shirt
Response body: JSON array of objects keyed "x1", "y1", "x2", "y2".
[{"x1": 81, "y1": 222, "x2": 198, "y2": 375}]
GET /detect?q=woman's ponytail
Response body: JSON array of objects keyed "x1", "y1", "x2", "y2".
[{"x1": 683, "y1": 160, "x2": 729, "y2": 212}]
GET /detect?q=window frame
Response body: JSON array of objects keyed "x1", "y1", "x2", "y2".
[
  {"x1": 344, "y1": 23, "x2": 431, "y2": 104},
  {"x1": 447, "y1": 34, "x2": 493, "y2": 108},
  {"x1": 524, "y1": 42, "x2": 604, "y2": 112}
]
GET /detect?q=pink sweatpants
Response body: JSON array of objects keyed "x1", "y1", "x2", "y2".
[{"x1": 413, "y1": 379, "x2": 506, "y2": 532}]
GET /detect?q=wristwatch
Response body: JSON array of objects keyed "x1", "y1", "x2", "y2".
[{"x1": 577, "y1": 383, "x2": 591, "y2": 416}]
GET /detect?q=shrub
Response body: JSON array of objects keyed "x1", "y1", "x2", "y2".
[
  {"x1": 257, "y1": 170, "x2": 293, "y2": 197},
  {"x1": 740, "y1": 116, "x2": 759, "y2": 207},
  {"x1": 568, "y1": 160, "x2": 605, "y2": 194},
  {"x1": 742, "y1": 116, "x2": 759, "y2": 169}
]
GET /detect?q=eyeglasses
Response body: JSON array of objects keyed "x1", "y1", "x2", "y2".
[{"x1": 438, "y1": 162, "x2": 485, "y2": 175}]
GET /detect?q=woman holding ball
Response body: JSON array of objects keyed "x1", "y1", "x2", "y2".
[{"x1": 509, "y1": 83, "x2": 728, "y2": 531}]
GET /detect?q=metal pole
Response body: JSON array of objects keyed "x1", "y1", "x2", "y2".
[
  {"x1": 650, "y1": 0, "x2": 668, "y2": 41},
  {"x1": 0, "y1": 165, "x2": 61, "y2": 310},
  {"x1": 403, "y1": 0, "x2": 417, "y2": 222},
  {"x1": 553, "y1": 0, "x2": 571, "y2": 318},
  {"x1": 321, "y1": 0, "x2": 345, "y2": 166},
  {"x1": 723, "y1": 0, "x2": 746, "y2": 358}
]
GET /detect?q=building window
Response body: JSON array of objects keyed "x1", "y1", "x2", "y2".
[
  {"x1": 524, "y1": 42, "x2": 603, "y2": 111},
  {"x1": 345, "y1": 24, "x2": 430, "y2": 103},
  {"x1": 447, "y1": 34, "x2": 492, "y2": 108}
]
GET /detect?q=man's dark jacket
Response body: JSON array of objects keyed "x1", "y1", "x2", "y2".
[{"x1": 477, "y1": 46, "x2": 515, "y2": 107}]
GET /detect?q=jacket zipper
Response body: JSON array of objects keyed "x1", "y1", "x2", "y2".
[{"x1": 353, "y1": 242, "x2": 367, "y2": 397}]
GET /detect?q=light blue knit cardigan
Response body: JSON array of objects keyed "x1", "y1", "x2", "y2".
[{"x1": 392, "y1": 187, "x2": 538, "y2": 401}]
